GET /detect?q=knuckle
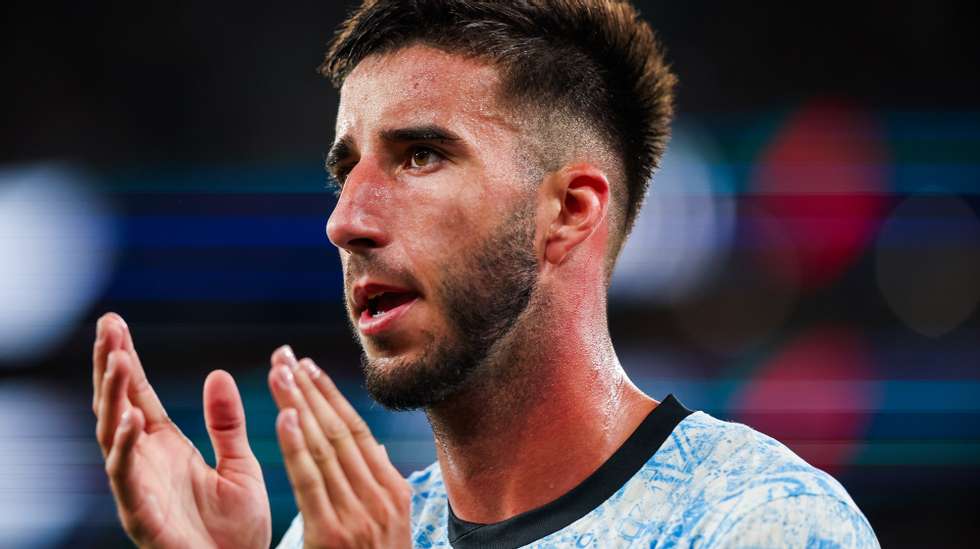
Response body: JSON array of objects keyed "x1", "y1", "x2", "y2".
[
  {"x1": 309, "y1": 442, "x2": 337, "y2": 466},
  {"x1": 99, "y1": 433, "x2": 111, "y2": 454},
  {"x1": 323, "y1": 423, "x2": 352, "y2": 444},
  {"x1": 310, "y1": 524, "x2": 342, "y2": 547},
  {"x1": 371, "y1": 500, "x2": 393, "y2": 526},
  {"x1": 348, "y1": 417, "x2": 372, "y2": 440},
  {"x1": 96, "y1": 425, "x2": 111, "y2": 452},
  {"x1": 289, "y1": 472, "x2": 320, "y2": 494},
  {"x1": 315, "y1": 527, "x2": 355, "y2": 549},
  {"x1": 104, "y1": 458, "x2": 118, "y2": 478},
  {"x1": 349, "y1": 520, "x2": 378, "y2": 547}
]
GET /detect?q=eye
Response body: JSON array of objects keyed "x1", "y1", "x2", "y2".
[{"x1": 409, "y1": 147, "x2": 441, "y2": 169}]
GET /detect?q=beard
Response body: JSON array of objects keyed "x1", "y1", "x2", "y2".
[{"x1": 356, "y1": 203, "x2": 539, "y2": 411}]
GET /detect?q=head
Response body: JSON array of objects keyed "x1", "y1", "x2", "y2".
[{"x1": 323, "y1": 0, "x2": 675, "y2": 410}]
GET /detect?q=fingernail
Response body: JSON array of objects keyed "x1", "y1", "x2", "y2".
[
  {"x1": 275, "y1": 365, "x2": 296, "y2": 390},
  {"x1": 283, "y1": 409, "x2": 299, "y2": 431},
  {"x1": 113, "y1": 314, "x2": 128, "y2": 329},
  {"x1": 120, "y1": 409, "x2": 132, "y2": 430},
  {"x1": 301, "y1": 359, "x2": 321, "y2": 379},
  {"x1": 280, "y1": 345, "x2": 298, "y2": 369},
  {"x1": 379, "y1": 444, "x2": 388, "y2": 458}
]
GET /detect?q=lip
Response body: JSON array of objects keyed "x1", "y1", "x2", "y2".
[
  {"x1": 350, "y1": 279, "x2": 421, "y2": 336},
  {"x1": 357, "y1": 295, "x2": 419, "y2": 336}
]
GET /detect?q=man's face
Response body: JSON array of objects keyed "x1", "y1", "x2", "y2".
[{"x1": 326, "y1": 45, "x2": 541, "y2": 410}]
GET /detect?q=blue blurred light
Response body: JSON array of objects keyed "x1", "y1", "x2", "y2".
[
  {"x1": 0, "y1": 164, "x2": 116, "y2": 363},
  {"x1": 875, "y1": 194, "x2": 980, "y2": 337},
  {"x1": 0, "y1": 382, "x2": 93, "y2": 548},
  {"x1": 610, "y1": 122, "x2": 735, "y2": 304}
]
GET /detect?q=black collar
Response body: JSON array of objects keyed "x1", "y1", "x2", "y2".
[{"x1": 447, "y1": 394, "x2": 694, "y2": 549}]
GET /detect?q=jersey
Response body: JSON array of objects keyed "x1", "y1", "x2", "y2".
[{"x1": 277, "y1": 394, "x2": 879, "y2": 548}]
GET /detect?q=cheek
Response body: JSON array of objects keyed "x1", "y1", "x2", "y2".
[{"x1": 397, "y1": 176, "x2": 481, "y2": 251}]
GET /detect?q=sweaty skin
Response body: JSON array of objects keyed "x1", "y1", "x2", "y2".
[
  {"x1": 92, "y1": 43, "x2": 659, "y2": 549},
  {"x1": 328, "y1": 45, "x2": 657, "y2": 524}
]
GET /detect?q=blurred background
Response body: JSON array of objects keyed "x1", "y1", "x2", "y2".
[{"x1": 1, "y1": 0, "x2": 978, "y2": 547}]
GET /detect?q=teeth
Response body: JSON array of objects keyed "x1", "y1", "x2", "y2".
[{"x1": 373, "y1": 309, "x2": 387, "y2": 317}]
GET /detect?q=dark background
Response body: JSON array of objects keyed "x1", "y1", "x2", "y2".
[{"x1": 1, "y1": 1, "x2": 978, "y2": 547}]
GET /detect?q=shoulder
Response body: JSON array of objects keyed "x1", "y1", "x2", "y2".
[
  {"x1": 670, "y1": 411, "x2": 857, "y2": 503},
  {"x1": 659, "y1": 411, "x2": 878, "y2": 547},
  {"x1": 711, "y1": 492, "x2": 880, "y2": 548}
]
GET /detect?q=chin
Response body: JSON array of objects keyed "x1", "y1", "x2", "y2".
[{"x1": 360, "y1": 336, "x2": 477, "y2": 411}]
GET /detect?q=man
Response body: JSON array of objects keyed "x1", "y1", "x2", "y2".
[{"x1": 92, "y1": 1, "x2": 880, "y2": 547}]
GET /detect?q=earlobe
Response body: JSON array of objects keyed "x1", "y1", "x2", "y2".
[{"x1": 543, "y1": 165, "x2": 610, "y2": 266}]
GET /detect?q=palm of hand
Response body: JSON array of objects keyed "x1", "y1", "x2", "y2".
[
  {"x1": 94, "y1": 315, "x2": 272, "y2": 549},
  {"x1": 122, "y1": 422, "x2": 271, "y2": 549}
]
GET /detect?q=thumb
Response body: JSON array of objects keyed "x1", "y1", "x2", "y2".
[{"x1": 203, "y1": 370, "x2": 257, "y2": 471}]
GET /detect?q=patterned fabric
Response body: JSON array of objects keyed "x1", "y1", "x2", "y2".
[{"x1": 277, "y1": 410, "x2": 879, "y2": 548}]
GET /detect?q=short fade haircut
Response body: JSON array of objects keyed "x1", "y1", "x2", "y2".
[{"x1": 320, "y1": 0, "x2": 676, "y2": 261}]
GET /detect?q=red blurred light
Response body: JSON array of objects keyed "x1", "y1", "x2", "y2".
[
  {"x1": 752, "y1": 101, "x2": 890, "y2": 291},
  {"x1": 729, "y1": 327, "x2": 881, "y2": 473}
]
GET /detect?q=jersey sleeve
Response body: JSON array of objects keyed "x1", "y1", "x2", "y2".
[
  {"x1": 710, "y1": 493, "x2": 880, "y2": 548},
  {"x1": 275, "y1": 513, "x2": 304, "y2": 549}
]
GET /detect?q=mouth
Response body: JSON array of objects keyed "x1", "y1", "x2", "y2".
[{"x1": 353, "y1": 283, "x2": 421, "y2": 336}]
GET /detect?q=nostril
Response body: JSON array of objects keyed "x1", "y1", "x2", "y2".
[{"x1": 347, "y1": 237, "x2": 378, "y2": 249}]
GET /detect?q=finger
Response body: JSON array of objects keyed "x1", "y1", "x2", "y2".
[
  {"x1": 269, "y1": 353, "x2": 362, "y2": 516},
  {"x1": 96, "y1": 350, "x2": 133, "y2": 458},
  {"x1": 276, "y1": 408, "x2": 338, "y2": 526},
  {"x1": 93, "y1": 314, "x2": 125, "y2": 414},
  {"x1": 302, "y1": 358, "x2": 405, "y2": 492},
  {"x1": 294, "y1": 358, "x2": 387, "y2": 511},
  {"x1": 106, "y1": 406, "x2": 146, "y2": 511},
  {"x1": 203, "y1": 369, "x2": 259, "y2": 476},
  {"x1": 104, "y1": 313, "x2": 169, "y2": 428}
]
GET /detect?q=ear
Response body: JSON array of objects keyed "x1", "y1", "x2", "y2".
[{"x1": 543, "y1": 163, "x2": 610, "y2": 266}]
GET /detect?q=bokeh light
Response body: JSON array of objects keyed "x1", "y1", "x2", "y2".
[
  {"x1": 875, "y1": 194, "x2": 980, "y2": 338},
  {"x1": 610, "y1": 122, "x2": 735, "y2": 304},
  {"x1": 728, "y1": 327, "x2": 881, "y2": 473},
  {"x1": 0, "y1": 164, "x2": 116, "y2": 364},
  {"x1": 0, "y1": 383, "x2": 92, "y2": 548},
  {"x1": 752, "y1": 101, "x2": 890, "y2": 292}
]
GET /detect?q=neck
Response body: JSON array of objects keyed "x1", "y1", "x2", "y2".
[{"x1": 424, "y1": 283, "x2": 656, "y2": 524}]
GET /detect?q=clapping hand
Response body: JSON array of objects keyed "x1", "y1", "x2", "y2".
[
  {"x1": 93, "y1": 313, "x2": 271, "y2": 548},
  {"x1": 267, "y1": 346, "x2": 412, "y2": 548}
]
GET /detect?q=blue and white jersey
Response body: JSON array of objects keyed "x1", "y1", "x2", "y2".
[{"x1": 278, "y1": 394, "x2": 879, "y2": 548}]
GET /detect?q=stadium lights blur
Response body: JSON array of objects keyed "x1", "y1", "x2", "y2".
[
  {"x1": 0, "y1": 163, "x2": 116, "y2": 365},
  {"x1": 610, "y1": 122, "x2": 735, "y2": 305}
]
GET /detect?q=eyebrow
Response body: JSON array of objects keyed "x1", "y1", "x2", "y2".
[
  {"x1": 379, "y1": 124, "x2": 462, "y2": 144},
  {"x1": 325, "y1": 136, "x2": 354, "y2": 172}
]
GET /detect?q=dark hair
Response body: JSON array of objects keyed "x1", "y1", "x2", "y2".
[{"x1": 321, "y1": 0, "x2": 676, "y2": 252}]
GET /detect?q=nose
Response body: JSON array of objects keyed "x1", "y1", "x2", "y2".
[{"x1": 326, "y1": 160, "x2": 391, "y2": 252}]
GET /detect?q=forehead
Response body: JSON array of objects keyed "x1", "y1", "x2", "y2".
[{"x1": 335, "y1": 44, "x2": 513, "y2": 139}]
